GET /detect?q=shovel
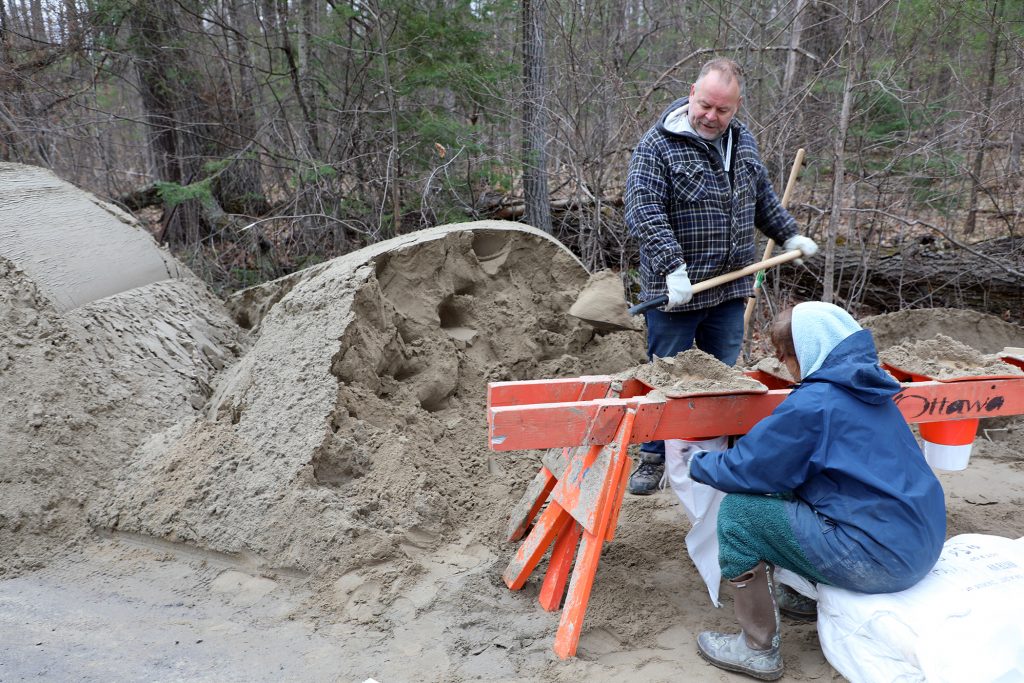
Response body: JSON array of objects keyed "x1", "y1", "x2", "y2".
[
  {"x1": 627, "y1": 248, "x2": 806, "y2": 316},
  {"x1": 742, "y1": 149, "x2": 806, "y2": 333},
  {"x1": 570, "y1": 250, "x2": 806, "y2": 330}
]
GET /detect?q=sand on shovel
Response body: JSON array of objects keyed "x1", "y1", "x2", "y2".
[
  {"x1": 879, "y1": 334, "x2": 1024, "y2": 380},
  {"x1": 747, "y1": 356, "x2": 796, "y2": 383},
  {"x1": 620, "y1": 348, "x2": 766, "y2": 397},
  {"x1": 1002, "y1": 347, "x2": 1024, "y2": 362},
  {"x1": 568, "y1": 269, "x2": 638, "y2": 331}
]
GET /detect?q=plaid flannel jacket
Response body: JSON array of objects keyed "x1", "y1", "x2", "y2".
[{"x1": 625, "y1": 97, "x2": 798, "y2": 310}]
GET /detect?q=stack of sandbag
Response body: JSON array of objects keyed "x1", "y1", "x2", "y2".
[{"x1": 816, "y1": 534, "x2": 1024, "y2": 682}]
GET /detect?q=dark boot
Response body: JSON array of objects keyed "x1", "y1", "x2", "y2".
[
  {"x1": 697, "y1": 561, "x2": 783, "y2": 681},
  {"x1": 775, "y1": 582, "x2": 818, "y2": 621}
]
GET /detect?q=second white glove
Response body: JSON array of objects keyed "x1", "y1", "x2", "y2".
[
  {"x1": 665, "y1": 264, "x2": 693, "y2": 308},
  {"x1": 784, "y1": 235, "x2": 818, "y2": 265}
]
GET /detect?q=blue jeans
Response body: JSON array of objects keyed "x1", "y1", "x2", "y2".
[{"x1": 640, "y1": 297, "x2": 745, "y2": 459}]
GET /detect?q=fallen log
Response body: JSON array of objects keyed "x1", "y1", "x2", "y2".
[
  {"x1": 116, "y1": 184, "x2": 162, "y2": 211},
  {"x1": 481, "y1": 195, "x2": 624, "y2": 220},
  {"x1": 780, "y1": 236, "x2": 1024, "y2": 323}
]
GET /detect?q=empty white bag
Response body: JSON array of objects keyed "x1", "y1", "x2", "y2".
[{"x1": 664, "y1": 437, "x2": 728, "y2": 607}]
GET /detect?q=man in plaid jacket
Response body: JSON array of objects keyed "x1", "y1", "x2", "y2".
[{"x1": 624, "y1": 57, "x2": 818, "y2": 495}]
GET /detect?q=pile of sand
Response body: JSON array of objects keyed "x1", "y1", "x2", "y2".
[
  {"x1": 0, "y1": 165, "x2": 245, "y2": 577},
  {"x1": 861, "y1": 307, "x2": 1024, "y2": 354},
  {"x1": 879, "y1": 333, "x2": 1024, "y2": 380},
  {"x1": 0, "y1": 163, "x2": 185, "y2": 311},
  {"x1": 92, "y1": 222, "x2": 647, "y2": 617}
]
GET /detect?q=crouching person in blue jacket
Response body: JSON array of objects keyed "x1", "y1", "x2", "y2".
[{"x1": 686, "y1": 301, "x2": 946, "y2": 680}]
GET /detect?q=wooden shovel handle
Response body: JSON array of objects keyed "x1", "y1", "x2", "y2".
[
  {"x1": 628, "y1": 249, "x2": 804, "y2": 315},
  {"x1": 743, "y1": 148, "x2": 806, "y2": 330},
  {"x1": 693, "y1": 249, "x2": 803, "y2": 294}
]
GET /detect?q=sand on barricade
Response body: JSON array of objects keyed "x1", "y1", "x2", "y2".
[
  {"x1": 879, "y1": 333, "x2": 1024, "y2": 379},
  {"x1": 748, "y1": 356, "x2": 796, "y2": 383},
  {"x1": 621, "y1": 349, "x2": 766, "y2": 396}
]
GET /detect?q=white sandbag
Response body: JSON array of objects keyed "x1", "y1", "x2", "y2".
[
  {"x1": 817, "y1": 534, "x2": 1024, "y2": 683},
  {"x1": 775, "y1": 567, "x2": 818, "y2": 601},
  {"x1": 665, "y1": 437, "x2": 728, "y2": 607}
]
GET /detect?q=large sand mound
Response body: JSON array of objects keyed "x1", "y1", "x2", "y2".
[
  {"x1": 94, "y1": 222, "x2": 647, "y2": 608},
  {"x1": 0, "y1": 163, "x2": 184, "y2": 311},
  {"x1": 862, "y1": 307, "x2": 1024, "y2": 354},
  {"x1": 0, "y1": 165, "x2": 245, "y2": 576}
]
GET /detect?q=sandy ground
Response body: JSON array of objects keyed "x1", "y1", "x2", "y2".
[
  {"x1": 2, "y1": 170, "x2": 1023, "y2": 682},
  {"x1": 2, "y1": 440, "x2": 1021, "y2": 682}
]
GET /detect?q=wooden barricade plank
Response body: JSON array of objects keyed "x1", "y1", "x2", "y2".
[
  {"x1": 550, "y1": 442, "x2": 611, "y2": 537},
  {"x1": 488, "y1": 376, "x2": 612, "y2": 408},
  {"x1": 503, "y1": 500, "x2": 572, "y2": 591},
  {"x1": 538, "y1": 520, "x2": 581, "y2": 612},
  {"x1": 500, "y1": 404, "x2": 637, "y2": 657},
  {"x1": 551, "y1": 407, "x2": 636, "y2": 658},
  {"x1": 505, "y1": 465, "x2": 557, "y2": 543},
  {"x1": 489, "y1": 378, "x2": 1024, "y2": 452},
  {"x1": 603, "y1": 454, "x2": 632, "y2": 542}
]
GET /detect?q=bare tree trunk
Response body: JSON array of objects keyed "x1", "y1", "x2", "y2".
[
  {"x1": 298, "y1": 0, "x2": 318, "y2": 154},
  {"x1": 0, "y1": 0, "x2": 11, "y2": 161},
  {"x1": 0, "y1": 0, "x2": 8, "y2": 64},
  {"x1": 60, "y1": 0, "x2": 80, "y2": 47},
  {"x1": 782, "y1": 0, "x2": 806, "y2": 102},
  {"x1": 129, "y1": 4, "x2": 183, "y2": 187},
  {"x1": 278, "y1": 0, "x2": 320, "y2": 158},
  {"x1": 369, "y1": 0, "x2": 401, "y2": 236},
  {"x1": 29, "y1": 0, "x2": 43, "y2": 41},
  {"x1": 7, "y1": 0, "x2": 23, "y2": 34},
  {"x1": 964, "y1": 0, "x2": 1003, "y2": 235},
  {"x1": 1010, "y1": 129, "x2": 1021, "y2": 175},
  {"x1": 1013, "y1": 35, "x2": 1024, "y2": 176},
  {"x1": 219, "y1": 0, "x2": 268, "y2": 217},
  {"x1": 522, "y1": 0, "x2": 552, "y2": 234},
  {"x1": 824, "y1": 0, "x2": 859, "y2": 303},
  {"x1": 260, "y1": 0, "x2": 277, "y2": 32},
  {"x1": 127, "y1": 2, "x2": 213, "y2": 244}
]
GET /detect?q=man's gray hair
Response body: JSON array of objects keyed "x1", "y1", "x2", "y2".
[{"x1": 697, "y1": 58, "x2": 744, "y2": 95}]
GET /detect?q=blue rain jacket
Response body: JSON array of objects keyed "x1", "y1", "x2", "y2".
[{"x1": 689, "y1": 329, "x2": 946, "y2": 592}]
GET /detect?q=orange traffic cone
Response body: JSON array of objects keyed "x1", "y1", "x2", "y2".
[{"x1": 919, "y1": 419, "x2": 978, "y2": 471}]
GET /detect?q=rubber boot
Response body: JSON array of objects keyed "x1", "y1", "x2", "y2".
[
  {"x1": 775, "y1": 582, "x2": 818, "y2": 621},
  {"x1": 697, "y1": 561, "x2": 783, "y2": 681}
]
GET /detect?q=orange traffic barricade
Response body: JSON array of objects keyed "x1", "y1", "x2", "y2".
[{"x1": 487, "y1": 365, "x2": 1024, "y2": 659}]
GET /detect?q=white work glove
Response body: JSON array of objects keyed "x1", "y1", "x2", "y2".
[
  {"x1": 783, "y1": 235, "x2": 818, "y2": 265},
  {"x1": 665, "y1": 264, "x2": 693, "y2": 308}
]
